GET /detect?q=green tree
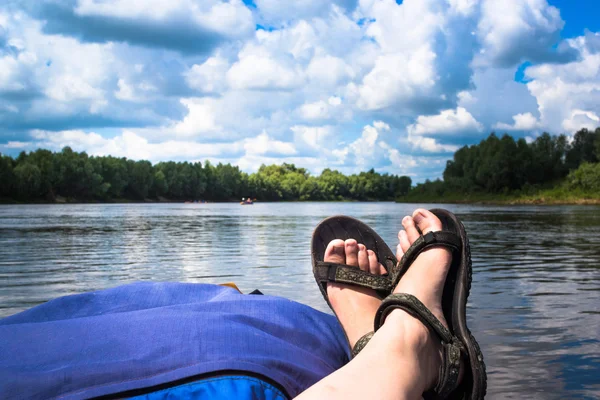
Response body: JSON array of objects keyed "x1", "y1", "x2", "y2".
[
  {"x1": 566, "y1": 128, "x2": 599, "y2": 169},
  {"x1": 0, "y1": 154, "x2": 16, "y2": 198},
  {"x1": 14, "y1": 163, "x2": 42, "y2": 199},
  {"x1": 126, "y1": 160, "x2": 153, "y2": 199},
  {"x1": 152, "y1": 170, "x2": 168, "y2": 197}
]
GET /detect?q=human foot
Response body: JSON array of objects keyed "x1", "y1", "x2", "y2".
[
  {"x1": 386, "y1": 208, "x2": 461, "y2": 392},
  {"x1": 394, "y1": 209, "x2": 452, "y2": 327},
  {"x1": 324, "y1": 238, "x2": 386, "y2": 348}
]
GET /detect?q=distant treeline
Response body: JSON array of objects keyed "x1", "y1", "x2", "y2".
[
  {"x1": 405, "y1": 127, "x2": 600, "y2": 200},
  {"x1": 0, "y1": 148, "x2": 412, "y2": 202}
]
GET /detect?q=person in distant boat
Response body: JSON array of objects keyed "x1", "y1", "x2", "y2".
[{"x1": 0, "y1": 209, "x2": 485, "y2": 400}]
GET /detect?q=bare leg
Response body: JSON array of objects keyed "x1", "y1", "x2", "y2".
[{"x1": 297, "y1": 209, "x2": 457, "y2": 400}]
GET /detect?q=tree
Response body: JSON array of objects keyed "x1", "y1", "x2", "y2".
[
  {"x1": 566, "y1": 128, "x2": 599, "y2": 170},
  {"x1": 14, "y1": 163, "x2": 42, "y2": 199},
  {"x1": 126, "y1": 160, "x2": 153, "y2": 199},
  {"x1": 0, "y1": 154, "x2": 16, "y2": 198}
]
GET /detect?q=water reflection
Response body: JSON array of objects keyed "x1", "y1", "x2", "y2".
[{"x1": 0, "y1": 203, "x2": 599, "y2": 399}]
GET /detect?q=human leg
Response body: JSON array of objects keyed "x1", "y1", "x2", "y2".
[{"x1": 297, "y1": 209, "x2": 469, "y2": 400}]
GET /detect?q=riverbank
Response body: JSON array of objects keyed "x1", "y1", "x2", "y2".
[{"x1": 397, "y1": 188, "x2": 600, "y2": 205}]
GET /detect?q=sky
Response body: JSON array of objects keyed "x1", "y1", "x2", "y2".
[{"x1": 0, "y1": 0, "x2": 599, "y2": 182}]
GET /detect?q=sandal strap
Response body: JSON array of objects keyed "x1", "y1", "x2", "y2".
[
  {"x1": 315, "y1": 261, "x2": 393, "y2": 292},
  {"x1": 375, "y1": 293, "x2": 465, "y2": 398},
  {"x1": 391, "y1": 231, "x2": 461, "y2": 287},
  {"x1": 351, "y1": 331, "x2": 374, "y2": 358}
]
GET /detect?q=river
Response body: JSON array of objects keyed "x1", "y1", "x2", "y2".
[{"x1": 0, "y1": 202, "x2": 599, "y2": 399}]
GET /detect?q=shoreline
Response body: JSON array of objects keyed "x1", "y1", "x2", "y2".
[{"x1": 2, "y1": 197, "x2": 600, "y2": 205}]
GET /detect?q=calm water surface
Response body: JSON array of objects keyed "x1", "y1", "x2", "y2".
[{"x1": 1, "y1": 203, "x2": 599, "y2": 399}]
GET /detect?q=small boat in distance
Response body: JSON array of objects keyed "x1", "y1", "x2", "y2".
[{"x1": 240, "y1": 197, "x2": 254, "y2": 205}]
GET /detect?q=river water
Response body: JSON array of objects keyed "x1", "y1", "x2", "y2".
[{"x1": 0, "y1": 203, "x2": 599, "y2": 399}]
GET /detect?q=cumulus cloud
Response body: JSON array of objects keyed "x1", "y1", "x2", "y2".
[
  {"x1": 476, "y1": 0, "x2": 578, "y2": 67},
  {"x1": 408, "y1": 107, "x2": 483, "y2": 136},
  {"x1": 254, "y1": 0, "x2": 357, "y2": 25},
  {"x1": 27, "y1": 0, "x2": 254, "y2": 54},
  {"x1": 494, "y1": 112, "x2": 541, "y2": 131},
  {"x1": 525, "y1": 33, "x2": 600, "y2": 133},
  {"x1": 291, "y1": 125, "x2": 335, "y2": 156},
  {"x1": 243, "y1": 130, "x2": 296, "y2": 156},
  {"x1": 561, "y1": 110, "x2": 600, "y2": 133},
  {"x1": 185, "y1": 56, "x2": 229, "y2": 94},
  {"x1": 19, "y1": 128, "x2": 298, "y2": 163},
  {"x1": 227, "y1": 51, "x2": 304, "y2": 90},
  {"x1": 332, "y1": 121, "x2": 407, "y2": 170},
  {"x1": 407, "y1": 136, "x2": 460, "y2": 153},
  {"x1": 306, "y1": 54, "x2": 354, "y2": 87},
  {"x1": 297, "y1": 96, "x2": 343, "y2": 120}
]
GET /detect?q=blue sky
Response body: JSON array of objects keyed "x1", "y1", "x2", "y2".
[{"x1": 1, "y1": 0, "x2": 599, "y2": 182}]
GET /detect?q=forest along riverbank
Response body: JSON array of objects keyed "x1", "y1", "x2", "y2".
[
  {"x1": 0, "y1": 150, "x2": 411, "y2": 203},
  {"x1": 398, "y1": 128, "x2": 600, "y2": 205},
  {"x1": 2, "y1": 128, "x2": 599, "y2": 205}
]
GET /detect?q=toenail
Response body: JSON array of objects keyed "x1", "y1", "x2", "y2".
[{"x1": 413, "y1": 211, "x2": 426, "y2": 222}]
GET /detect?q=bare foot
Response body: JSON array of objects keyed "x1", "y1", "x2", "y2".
[
  {"x1": 394, "y1": 209, "x2": 452, "y2": 327},
  {"x1": 389, "y1": 208, "x2": 461, "y2": 391},
  {"x1": 325, "y1": 238, "x2": 386, "y2": 348}
]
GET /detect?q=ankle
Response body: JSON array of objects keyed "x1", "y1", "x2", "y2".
[
  {"x1": 375, "y1": 309, "x2": 441, "y2": 391},
  {"x1": 379, "y1": 309, "x2": 431, "y2": 352}
]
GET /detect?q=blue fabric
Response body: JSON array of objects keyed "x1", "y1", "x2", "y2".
[
  {"x1": 0, "y1": 282, "x2": 350, "y2": 400},
  {"x1": 132, "y1": 375, "x2": 288, "y2": 400}
]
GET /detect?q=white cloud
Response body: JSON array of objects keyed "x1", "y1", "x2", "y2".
[
  {"x1": 448, "y1": 0, "x2": 478, "y2": 16},
  {"x1": 355, "y1": 0, "x2": 442, "y2": 110},
  {"x1": 172, "y1": 98, "x2": 221, "y2": 137},
  {"x1": 407, "y1": 136, "x2": 460, "y2": 153},
  {"x1": 525, "y1": 33, "x2": 600, "y2": 133},
  {"x1": 227, "y1": 47, "x2": 304, "y2": 90},
  {"x1": 243, "y1": 130, "x2": 296, "y2": 156},
  {"x1": 114, "y1": 78, "x2": 156, "y2": 102},
  {"x1": 297, "y1": 96, "x2": 342, "y2": 120},
  {"x1": 291, "y1": 125, "x2": 334, "y2": 155},
  {"x1": 562, "y1": 110, "x2": 600, "y2": 133},
  {"x1": 74, "y1": 0, "x2": 254, "y2": 38},
  {"x1": 407, "y1": 107, "x2": 483, "y2": 136},
  {"x1": 332, "y1": 121, "x2": 395, "y2": 169},
  {"x1": 306, "y1": 54, "x2": 354, "y2": 87},
  {"x1": 476, "y1": 0, "x2": 570, "y2": 67},
  {"x1": 186, "y1": 56, "x2": 229, "y2": 93},
  {"x1": 20, "y1": 128, "x2": 298, "y2": 163},
  {"x1": 494, "y1": 112, "x2": 541, "y2": 131}
]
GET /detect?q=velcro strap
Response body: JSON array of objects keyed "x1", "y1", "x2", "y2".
[
  {"x1": 316, "y1": 262, "x2": 392, "y2": 292},
  {"x1": 375, "y1": 294, "x2": 459, "y2": 345},
  {"x1": 391, "y1": 231, "x2": 461, "y2": 287}
]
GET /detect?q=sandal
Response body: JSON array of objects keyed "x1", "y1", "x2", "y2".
[
  {"x1": 375, "y1": 209, "x2": 487, "y2": 399},
  {"x1": 311, "y1": 215, "x2": 396, "y2": 356}
]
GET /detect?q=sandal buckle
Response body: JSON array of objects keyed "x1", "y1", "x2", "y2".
[{"x1": 423, "y1": 231, "x2": 436, "y2": 245}]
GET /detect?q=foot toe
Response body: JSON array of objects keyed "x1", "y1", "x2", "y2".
[
  {"x1": 399, "y1": 229, "x2": 411, "y2": 253},
  {"x1": 357, "y1": 244, "x2": 370, "y2": 271},
  {"x1": 324, "y1": 239, "x2": 345, "y2": 264},
  {"x1": 367, "y1": 249, "x2": 383, "y2": 275},
  {"x1": 402, "y1": 216, "x2": 421, "y2": 242},
  {"x1": 412, "y1": 209, "x2": 443, "y2": 234},
  {"x1": 344, "y1": 239, "x2": 359, "y2": 266}
]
